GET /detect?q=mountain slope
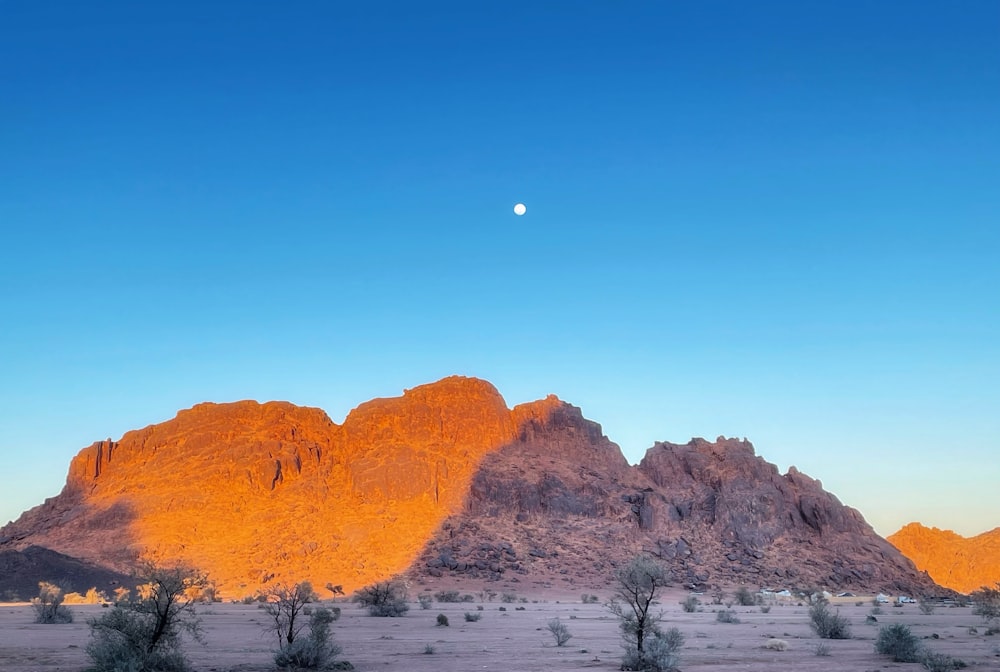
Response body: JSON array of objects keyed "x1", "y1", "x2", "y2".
[{"x1": 888, "y1": 523, "x2": 1000, "y2": 593}]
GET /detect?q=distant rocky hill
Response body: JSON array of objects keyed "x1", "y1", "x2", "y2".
[
  {"x1": 888, "y1": 523, "x2": 1000, "y2": 594},
  {"x1": 0, "y1": 376, "x2": 939, "y2": 598}
]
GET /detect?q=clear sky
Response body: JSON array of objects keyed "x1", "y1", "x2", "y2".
[{"x1": 1, "y1": 1, "x2": 997, "y2": 538}]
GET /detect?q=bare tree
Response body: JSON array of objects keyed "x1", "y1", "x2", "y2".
[{"x1": 263, "y1": 582, "x2": 317, "y2": 647}]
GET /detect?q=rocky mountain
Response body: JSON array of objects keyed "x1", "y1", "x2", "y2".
[
  {"x1": 0, "y1": 376, "x2": 939, "y2": 598},
  {"x1": 887, "y1": 523, "x2": 1000, "y2": 594}
]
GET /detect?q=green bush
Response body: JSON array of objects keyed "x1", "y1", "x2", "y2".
[
  {"x1": 500, "y1": 592, "x2": 517, "y2": 603},
  {"x1": 875, "y1": 623, "x2": 921, "y2": 663},
  {"x1": 463, "y1": 611, "x2": 481, "y2": 622},
  {"x1": 436, "y1": 613, "x2": 449, "y2": 626},
  {"x1": 434, "y1": 590, "x2": 460, "y2": 603},
  {"x1": 581, "y1": 593, "x2": 599, "y2": 604},
  {"x1": 679, "y1": 596, "x2": 698, "y2": 613},
  {"x1": 809, "y1": 603, "x2": 851, "y2": 639}
]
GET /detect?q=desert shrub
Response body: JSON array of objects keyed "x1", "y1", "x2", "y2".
[
  {"x1": 921, "y1": 651, "x2": 967, "y2": 671},
  {"x1": 417, "y1": 594, "x2": 432, "y2": 610},
  {"x1": 710, "y1": 588, "x2": 725, "y2": 605},
  {"x1": 86, "y1": 563, "x2": 206, "y2": 672},
  {"x1": 715, "y1": 609, "x2": 740, "y2": 624},
  {"x1": 273, "y1": 608, "x2": 341, "y2": 669},
  {"x1": 734, "y1": 586, "x2": 755, "y2": 606},
  {"x1": 866, "y1": 614, "x2": 879, "y2": 624},
  {"x1": 871, "y1": 604, "x2": 884, "y2": 615},
  {"x1": 548, "y1": 618, "x2": 572, "y2": 646},
  {"x1": 436, "y1": 613, "x2": 449, "y2": 626},
  {"x1": 679, "y1": 596, "x2": 698, "y2": 613},
  {"x1": 815, "y1": 643, "x2": 831, "y2": 656},
  {"x1": 621, "y1": 628, "x2": 684, "y2": 672},
  {"x1": 434, "y1": 590, "x2": 460, "y2": 603},
  {"x1": 764, "y1": 638, "x2": 788, "y2": 651},
  {"x1": 463, "y1": 611, "x2": 481, "y2": 622},
  {"x1": 501, "y1": 592, "x2": 517, "y2": 603},
  {"x1": 759, "y1": 605, "x2": 771, "y2": 614},
  {"x1": 422, "y1": 643, "x2": 435, "y2": 654},
  {"x1": 353, "y1": 581, "x2": 409, "y2": 617},
  {"x1": 809, "y1": 603, "x2": 851, "y2": 639},
  {"x1": 972, "y1": 583, "x2": 1000, "y2": 625},
  {"x1": 609, "y1": 555, "x2": 672, "y2": 667},
  {"x1": 919, "y1": 599, "x2": 936, "y2": 615},
  {"x1": 33, "y1": 582, "x2": 74, "y2": 624},
  {"x1": 581, "y1": 593, "x2": 600, "y2": 604},
  {"x1": 875, "y1": 623, "x2": 921, "y2": 663},
  {"x1": 460, "y1": 594, "x2": 475, "y2": 602}
]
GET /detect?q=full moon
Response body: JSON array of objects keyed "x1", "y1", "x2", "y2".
[{"x1": 513, "y1": 203, "x2": 527, "y2": 216}]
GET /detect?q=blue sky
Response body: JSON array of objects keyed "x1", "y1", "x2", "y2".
[{"x1": 1, "y1": 1, "x2": 997, "y2": 538}]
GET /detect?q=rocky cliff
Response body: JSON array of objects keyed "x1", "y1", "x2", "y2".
[
  {"x1": 0, "y1": 376, "x2": 939, "y2": 597},
  {"x1": 888, "y1": 523, "x2": 1000, "y2": 594}
]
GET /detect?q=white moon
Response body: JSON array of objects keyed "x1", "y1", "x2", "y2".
[{"x1": 513, "y1": 203, "x2": 526, "y2": 215}]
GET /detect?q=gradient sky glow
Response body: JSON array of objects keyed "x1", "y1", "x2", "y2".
[{"x1": 2, "y1": 1, "x2": 998, "y2": 538}]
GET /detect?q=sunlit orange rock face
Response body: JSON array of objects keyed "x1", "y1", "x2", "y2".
[
  {"x1": 6, "y1": 377, "x2": 521, "y2": 595},
  {"x1": 888, "y1": 523, "x2": 1000, "y2": 594},
  {"x1": 2, "y1": 375, "x2": 943, "y2": 598}
]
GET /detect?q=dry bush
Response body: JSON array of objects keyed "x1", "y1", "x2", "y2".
[
  {"x1": 716, "y1": 609, "x2": 740, "y2": 624},
  {"x1": 809, "y1": 603, "x2": 851, "y2": 639},
  {"x1": 679, "y1": 596, "x2": 698, "y2": 613},
  {"x1": 547, "y1": 618, "x2": 572, "y2": 646},
  {"x1": 353, "y1": 581, "x2": 409, "y2": 617},
  {"x1": 875, "y1": 623, "x2": 921, "y2": 663},
  {"x1": 33, "y1": 582, "x2": 73, "y2": 624},
  {"x1": 86, "y1": 563, "x2": 206, "y2": 672},
  {"x1": 764, "y1": 638, "x2": 788, "y2": 651}
]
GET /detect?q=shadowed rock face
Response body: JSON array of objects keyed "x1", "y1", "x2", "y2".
[
  {"x1": 0, "y1": 376, "x2": 940, "y2": 597},
  {"x1": 888, "y1": 523, "x2": 1000, "y2": 593}
]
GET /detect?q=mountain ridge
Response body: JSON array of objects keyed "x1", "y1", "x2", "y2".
[{"x1": 1, "y1": 376, "x2": 940, "y2": 598}]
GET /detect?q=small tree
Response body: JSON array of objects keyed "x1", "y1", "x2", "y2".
[
  {"x1": 33, "y1": 582, "x2": 74, "y2": 624},
  {"x1": 547, "y1": 618, "x2": 572, "y2": 646},
  {"x1": 609, "y1": 555, "x2": 680, "y2": 671},
  {"x1": 263, "y1": 582, "x2": 318, "y2": 649},
  {"x1": 86, "y1": 563, "x2": 206, "y2": 672},
  {"x1": 353, "y1": 581, "x2": 409, "y2": 617}
]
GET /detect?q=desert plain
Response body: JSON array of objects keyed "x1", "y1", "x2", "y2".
[{"x1": 2, "y1": 588, "x2": 999, "y2": 672}]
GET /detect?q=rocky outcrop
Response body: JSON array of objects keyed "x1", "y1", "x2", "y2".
[
  {"x1": 410, "y1": 419, "x2": 939, "y2": 595},
  {"x1": 1, "y1": 376, "x2": 941, "y2": 598},
  {"x1": 888, "y1": 523, "x2": 1000, "y2": 593}
]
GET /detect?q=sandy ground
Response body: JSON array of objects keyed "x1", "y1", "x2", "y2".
[{"x1": 2, "y1": 590, "x2": 999, "y2": 671}]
